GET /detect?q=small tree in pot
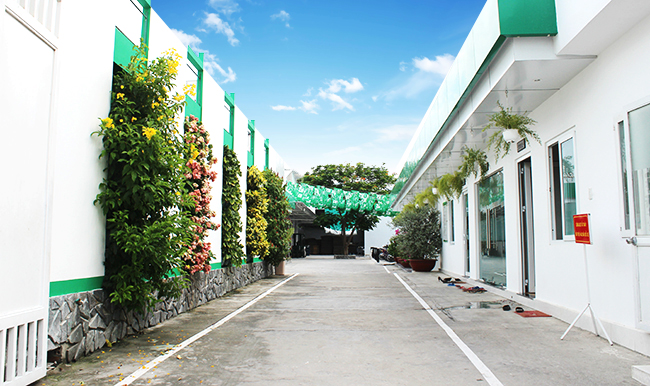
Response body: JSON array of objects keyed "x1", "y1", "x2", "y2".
[{"x1": 392, "y1": 205, "x2": 442, "y2": 272}]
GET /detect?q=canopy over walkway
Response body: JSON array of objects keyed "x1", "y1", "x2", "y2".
[{"x1": 285, "y1": 182, "x2": 397, "y2": 217}]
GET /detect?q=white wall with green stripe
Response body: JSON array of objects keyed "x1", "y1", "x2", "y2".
[{"x1": 46, "y1": 0, "x2": 288, "y2": 297}]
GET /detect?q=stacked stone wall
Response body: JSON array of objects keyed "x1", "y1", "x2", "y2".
[{"x1": 48, "y1": 262, "x2": 273, "y2": 362}]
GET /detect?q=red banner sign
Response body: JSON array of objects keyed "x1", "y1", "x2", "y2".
[{"x1": 573, "y1": 214, "x2": 591, "y2": 244}]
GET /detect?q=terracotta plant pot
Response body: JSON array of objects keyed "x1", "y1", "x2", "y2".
[
  {"x1": 409, "y1": 259, "x2": 437, "y2": 272},
  {"x1": 399, "y1": 259, "x2": 411, "y2": 268},
  {"x1": 275, "y1": 260, "x2": 285, "y2": 276}
]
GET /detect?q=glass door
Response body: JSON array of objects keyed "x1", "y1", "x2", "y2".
[
  {"x1": 620, "y1": 103, "x2": 650, "y2": 331},
  {"x1": 478, "y1": 171, "x2": 506, "y2": 288}
]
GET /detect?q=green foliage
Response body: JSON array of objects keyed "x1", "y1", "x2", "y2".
[
  {"x1": 484, "y1": 101, "x2": 539, "y2": 159},
  {"x1": 300, "y1": 163, "x2": 395, "y2": 194},
  {"x1": 94, "y1": 44, "x2": 193, "y2": 312},
  {"x1": 387, "y1": 232, "x2": 405, "y2": 258},
  {"x1": 221, "y1": 146, "x2": 245, "y2": 267},
  {"x1": 391, "y1": 205, "x2": 442, "y2": 260},
  {"x1": 300, "y1": 163, "x2": 396, "y2": 255},
  {"x1": 432, "y1": 172, "x2": 465, "y2": 201},
  {"x1": 263, "y1": 169, "x2": 293, "y2": 267},
  {"x1": 458, "y1": 146, "x2": 489, "y2": 180},
  {"x1": 246, "y1": 166, "x2": 269, "y2": 260},
  {"x1": 181, "y1": 116, "x2": 220, "y2": 274}
]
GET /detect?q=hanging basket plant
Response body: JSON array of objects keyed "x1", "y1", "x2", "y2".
[
  {"x1": 483, "y1": 101, "x2": 540, "y2": 159},
  {"x1": 458, "y1": 146, "x2": 489, "y2": 181}
]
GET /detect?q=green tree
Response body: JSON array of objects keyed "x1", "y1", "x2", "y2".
[{"x1": 300, "y1": 163, "x2": 396, "y2": 257}]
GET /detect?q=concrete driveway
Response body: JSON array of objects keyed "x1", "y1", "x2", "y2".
[{"x1": 38, "y1": 256, "x2": 650, "y2": 385}]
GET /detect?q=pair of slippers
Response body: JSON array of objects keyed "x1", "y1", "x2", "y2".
[
  {"x1": 438, "y1": 277, "x2": 462, "y2": 283},
  {"x1": 502, "y1": 305, "x2": 524, "y2": 312},
  {"x1": 459, "y1": 286, "x2": 486, "y2": 293}
]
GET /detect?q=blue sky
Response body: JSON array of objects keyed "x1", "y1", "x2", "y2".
[{"x1": 152, "y1": 0, "x2": 486, "y2": 175}]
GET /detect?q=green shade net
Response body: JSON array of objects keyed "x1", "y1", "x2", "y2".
[{"x1": 285, "y1": 182, "x2": 398, "y2": 217}]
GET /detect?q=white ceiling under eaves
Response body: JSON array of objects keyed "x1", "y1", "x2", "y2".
[{"x1": 393, "y1": 37, "x2": 596, "y2": 209}]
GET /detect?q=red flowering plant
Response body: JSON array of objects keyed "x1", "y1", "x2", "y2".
[{"x1": 181, "y1": 115, "x2": 220, "y2": 273}]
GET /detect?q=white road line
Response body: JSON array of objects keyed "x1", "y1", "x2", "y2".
[
  {"x1": 115, "y1": 273, "x2": 299, "y2": 386},
  {"x1": 393, "y1": 273, "x2": 504, "y2": 386},
  {"x1": 383, "y1": 265, "x2": 390, "y2": 274}
]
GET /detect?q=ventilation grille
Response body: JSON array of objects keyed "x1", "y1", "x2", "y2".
[
  {"x1": 1, "y1": 318, "x2": 46, "y2": 385},
  {"x1": 10, "y1": 0, "x2": 61, "y2": 38}
]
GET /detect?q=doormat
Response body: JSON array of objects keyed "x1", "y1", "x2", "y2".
[{"x1": 517, "y1": 310, "x2": 551, "y2": 317}]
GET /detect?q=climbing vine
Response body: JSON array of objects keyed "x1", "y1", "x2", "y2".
[
  {"x1": 263, "y1": 169, "x2": 293, "y2": 267},
  {"x1": 181, "y1": 116, "x2": 220, "y2": 273},
  {"x1": 246, "y1": 166, "x2": 269, "y2": 261},
  {"x1": 221, "y1": 146, "x2": 245, "y2": 267},
  {"x1": 94, "y1": 44, "x2": 194, "y2": 311}
]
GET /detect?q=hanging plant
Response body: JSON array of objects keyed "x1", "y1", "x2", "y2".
[
  {"x1": 246, "y1": 166, "x2": 269, "y2": 261},
  {"x1": 221, "y1": 146, "x2": 245, "y2": 267},
  {"x1": 263, "y1": 169, "x2": 293, "y2": 267},
  {"x1": 94, "y1": 44, "x2": 194, "y2": 312},
  {"x1": 432, "y1": 171, "x2": 464, "y2": 200},
  {"x1": 484, "y1": 101, "x2": 539, "y2": 159},
  {"x1": 458, "y1": 146, "x2": 489, "y2": 180},
  {"x1": 181, "y1": 116, "x2": 220, "y2": 274}
]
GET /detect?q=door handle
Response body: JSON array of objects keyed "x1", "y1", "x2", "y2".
[{"x1": 626, "y1": 236, "x2": 637, "y2": 246}]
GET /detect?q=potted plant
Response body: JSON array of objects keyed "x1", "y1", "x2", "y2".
[
  {"x1": 483, "y1": 101, "x2": 540, "y2": 159},
  {"x1": 391, "y1": 204, "x2": 442, "y2": 272}
]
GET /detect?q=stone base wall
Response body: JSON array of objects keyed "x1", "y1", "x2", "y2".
[{"x1": 48, "y1": 262, "x2": 273, "y2": 362}]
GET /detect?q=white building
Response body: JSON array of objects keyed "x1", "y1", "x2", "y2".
[
  {"x1": 392, "y1": 0, "x2": 650, "y2": 357},
  {"x1": 0, "y1": 0, "x2": 289, "y2": 384}
]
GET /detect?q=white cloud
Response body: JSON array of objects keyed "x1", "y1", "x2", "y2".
[
  {"x1": 327, "y1": 78, "x2": 363, "y2": 93},
  {"x1": 412, "y1": 54, "x2": 455, "y2": 76},
  {"x1": 271, "y1": 105, "x2": 296, "y2": 111},
  {"x1": 204, "y1": 56, "x2": 237, "y2": 83},
  {"x1": 271, "y1": 10, "x2": 291, "y2": 27},
  {"x1": 299, "y1": 100, "x2": 319, "y2": 114},
  {"x1": 374, "y1": 53, "x2": 455, "y2": 101},
  {"x1": 209, "y1": 0, "x2": 240, "y2": 15},
  {"x1": 399, "y1": 61, "x2": 407, "y2": 72},
  {"x1": 303, "y1": 87, "x2": 313, "y2": 97},
  {"x1": 171, "y1": 30, "x2": 237, "y2": 84},
  {"x1": 374, "y1": 124, "x2": 418, "y2": 143},
  {"x1": 203, "y1": 13, "x2": 239, "y2": 46},
  {"x1": 318, "y1": 89, "x2": 354, "y2": 111},
  {"x1": 171, "y1": 29, "x2": 202, "y2": 51}
]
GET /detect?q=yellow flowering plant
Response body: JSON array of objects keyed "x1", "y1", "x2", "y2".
[{"x1": 93, "y1": 43, "x2": 194, "y2": 312}]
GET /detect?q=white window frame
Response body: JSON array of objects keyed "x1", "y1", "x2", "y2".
[
  {"x1": 442, "y1": 201, "x2": 449, "y2": 243},
  {"x1": 547, "y1": 129, "x2": 578, "y2": 242},
  {"x1": 449, "y1": 200, "x2": 455, "y2": 244},
  {"x1": 615, "y1": 113, "x2": 635, "y2": 239},
  {"x1": 617, "y1": 97, "x2": 650, "y2": 241}
]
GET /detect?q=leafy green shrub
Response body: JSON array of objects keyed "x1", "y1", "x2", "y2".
[
  {"x1": 181, "y1": 116, "x2": 220, "y2": 273},
  {"x1": 221, "y1": 146, "x2": 245, "y2": 267},
  {"x1": 246, "y1": 166, "x2": 269, "y2": 260},
  {"x1": 391, "y1": 205, "x2": 441, "y2": 260},
  {"x1": 94, "y1": 45, "x2": 193, "y2": 311},
  {"x1": 262, "y1": 169, "x2": 293, "y2": 266}
]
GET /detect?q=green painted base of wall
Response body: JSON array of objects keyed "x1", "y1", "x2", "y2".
[{"x1": 50, "y1": 276, "x2": 104, "y2": 297}]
